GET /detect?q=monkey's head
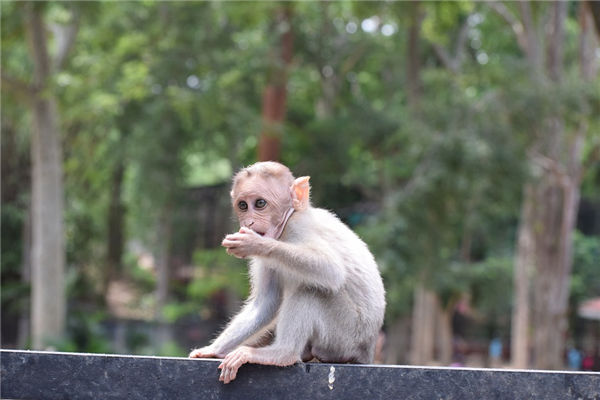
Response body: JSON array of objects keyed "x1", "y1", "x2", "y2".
[{"x1": 230, "y1": 162, "x2": 310, "y2": 239}]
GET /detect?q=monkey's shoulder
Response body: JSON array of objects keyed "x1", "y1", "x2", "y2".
[
  {"x1": 291, "y1": 207, "x2": 348, "y2": 230},
  {"x1": 284, "y1": 207, "x2": 373, "y2": 256}
]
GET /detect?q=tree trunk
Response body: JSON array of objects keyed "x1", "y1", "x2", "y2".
[
  {"x1": 530, "y1": 179, "x2": 568, "y2": 370},
  {"x1": 511, "y1": 185, "x2": 535, "y2": 368},
  {"x1": 25, "y1": 3, "x2": 66, "y2": 350},
  {"x1": 507, "y1": 0, "x2": 596, "y2": 370},
  {"x1": 384, "y1": 316, "x2": 410, "y2": 365},
  {"x1": 18, "y1": 205, "x2": 32, "y2": 348},
  {"x1": 258, "y1": 6, "x2": 293, "y2": 162},
  {"x1": 530, "y1": 1, "x2": 594, "y2": 370},
  {"x1": 585, "y1": 1, "x2": 600, "y2": 37},
  {"x1": 410, "y1": 284, "x2": 436, "y2": 365},
  {"x1": 155, "y1": 206, "x2": 173, "y2": 322},
  {"x1": 530, "y1": 137, "x2": 583, "y2": 369},
  {"x1": 436, "y1": 300, "x2": 454, "y2": 366},
  {"x1": 105, "y1": 158, "x2": 125, "y2": 294}
]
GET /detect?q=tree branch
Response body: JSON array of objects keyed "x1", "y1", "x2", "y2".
[
  {"x1": 432, "y1": 43, "x2": 457, "y2": 73},
  {"x1": 518, "y1": 1, "x2": 543, "y2": 73},
  {"x1": 51, "y1": 10, "x2": 80, "y2": 72},
  {"x1": 580, "y1": 1, "x2": 599, "y2": 80},
  {"x1": 454, "y1": 16, "x2": 471, "y2": 67},
  {"x1": 586, "y1": 0, "x2": 600, "y2": 37},
  {"x1": 24, "y1": 2, "x2": 51, "y2": 87},
  {"x1": 432, "y1": 15, "x2": 471, "y2": 74},
  {"x1": 488, "y1": 1, "x2": 528, "y2": 52},
  {"x1": 546, "y1": 1, "x2": 566, "y2": 82}
]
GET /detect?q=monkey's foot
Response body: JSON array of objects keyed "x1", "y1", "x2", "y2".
[
  {"x1": 218, "y1": 346, "x2": 300, "y2": 384},
  {"x1": 219, "y1": 346, "x2": 253, "y2": 384}
]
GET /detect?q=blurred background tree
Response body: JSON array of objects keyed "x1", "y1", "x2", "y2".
[{"x1": 2, "y1": 1, "x2": 598, "y2": 369}]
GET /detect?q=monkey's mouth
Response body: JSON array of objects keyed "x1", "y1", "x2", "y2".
[{"x1": 256, "y1": 231, "x2": 266, "y2": 237}]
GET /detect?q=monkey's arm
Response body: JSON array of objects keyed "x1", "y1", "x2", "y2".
[
  {"x1": 264, "y1": 240, "x2": 347, "y2": 291},
  {"x1": 222, "y1": 229, "x2": 346, "y2": 291},
  {"x1": 190, "y1": 265, "x2": 281, "y2": 358}
]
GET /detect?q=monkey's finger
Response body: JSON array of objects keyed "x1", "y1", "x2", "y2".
[
  {"x1": 230, "y1": 366, "x2": 239, "y2": 382},
  {"x1": 219, "y1": 363, "x2": 229, "y2": 382},
  {"x1": 223, "y1": 235, "x2": 249, "y2": 247},
  {"x1": 223, "y1": 234, "x2": 240, "y2": 241},
  {"x1": 222, "y1": 367, "x2": 233, "y2": 384},
  {"x1": 226, "y1": 232, "x2": 247, "y2": 240},
  {"x1": 226, "y1": 248, "x2": 247, "y2": 259},
  {"x1": 239, "y1": 227, "x2": 258, "y2": 235},
  {"x1": 222, "y1": 239, "x2": 241, "y2": 248}
]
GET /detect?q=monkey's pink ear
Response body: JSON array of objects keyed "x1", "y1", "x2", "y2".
[{"x1": 291, "y1": 176, "x2": 310, "y2": 211}]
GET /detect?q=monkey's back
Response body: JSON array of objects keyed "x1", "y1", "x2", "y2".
[{"x1": 283, "y1": 207, "x2": 386, "y2": 332}]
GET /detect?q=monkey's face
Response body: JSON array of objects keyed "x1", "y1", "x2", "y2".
[{"x1": 231, "y1": 175, "x2": 294, "y2": 239}]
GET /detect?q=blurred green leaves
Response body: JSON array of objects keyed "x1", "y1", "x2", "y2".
[{"x1": 2, "y1": 1, "x2": 598, "y2": 354}]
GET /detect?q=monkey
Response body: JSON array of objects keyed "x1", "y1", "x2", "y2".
[{"x1": 189, "y1": 161, "x2": 385, "y2": 384}]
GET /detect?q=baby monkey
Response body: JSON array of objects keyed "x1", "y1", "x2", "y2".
[{"x1": 189, "y1": 161, "x2": 385, "y2": 384}]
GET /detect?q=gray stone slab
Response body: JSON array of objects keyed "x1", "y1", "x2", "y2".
[{"x1": 1, "y1": 349, "x2": 599, "y2": 400}]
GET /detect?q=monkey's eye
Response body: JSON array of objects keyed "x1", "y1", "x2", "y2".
[
  {"x1": 255, "y1": 199, "x2": 267, "y2": 209},
  {"x1": 238, "y1": 201, "x2": 248, "y2": 211}
]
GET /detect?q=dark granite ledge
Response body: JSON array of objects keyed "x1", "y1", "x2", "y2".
[{"x1": 1, "y1": 349, "x2": 599, "y2": 400}]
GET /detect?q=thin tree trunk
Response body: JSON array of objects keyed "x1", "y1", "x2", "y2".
[
  {"x1": 410, "y1": 284, "x2": 436, "y2": 365},
  {"x1": 18, "y1": 205, "x2": 32, "y2": 348},
  {"x1": 437, "y1": 304, "x2": 453, "y2": 365},
  {"x1": 105, "y1": 158, "x2": 125, "y2": 294},
  {"x1": 410, "y1": 285, "x2": 422, "y2": 364},
  {"x1": 585, "y1": 1, "x2": 600, "y2": 37},
  {"x1": 511, "y1": 186, "x2": 535, "y2": 368},
  {"x1": 258, "y1": 6, "x2": 293, "y2": 162},
  {"x1": 155, "y1": 206, "x2": 173, "y2": 322},
  {"x1": 25, "y1": 3, "x2": 66, "y2": 350},
  {"x1": 422, "y1": 290, "x2": 436, "y2": 364},
  {"x1": 384, "y1": 316, "x2": 410, "y2": 365}
]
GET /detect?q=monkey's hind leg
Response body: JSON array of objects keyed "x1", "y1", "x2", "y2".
[
  {"x1": 218, "y1": 344, "x2": 301, "y2": 384},
  {"x1": 219, "y1": 292, "x2": 316, "y2": 384}
]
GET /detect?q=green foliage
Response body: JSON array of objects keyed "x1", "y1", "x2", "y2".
[
  {"x1": 422, "y1": 2, "x2": 474, "y2": 46},
  {"x1": 2, "y1": 0, "x2": 599, "y2": 354},
  {"x1": 570, "y1": 232, "x2": 600, "y2": 305},
  {"x1": 162, "y1": 249, "x2": 248, "y2": 323},
  {"x1": 188, "y1": 249, "x2": 248, "y2": 304},
  {"x1": 54, "y1": 311, "x2": 113, "y2": 354},
  {"x1": 123, "y1": 252, "x2": 156, "y2": 292},
  {"x1": 465, "y1": 257, "x2": 513, "y2": 317},
  {"x1": 156, "y1": 341, "x2": 187, "y2": 358}
]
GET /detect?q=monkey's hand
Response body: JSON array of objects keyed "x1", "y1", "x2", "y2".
[
  {"x1": 218, "y1": 346, "x2": 253, "y2": 384},
  {"x1": 222, "y1": 227, "x2": 274, "y2": 259},
  {"x1": 189, "y1": 345, "x2": 224, "y2": 359}
]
